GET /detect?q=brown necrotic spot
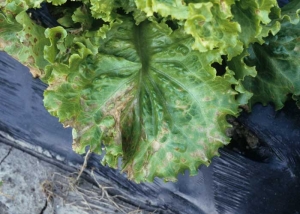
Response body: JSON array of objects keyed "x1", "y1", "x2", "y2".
[{"x1": 55, "y1": 33, "x2": 62, "y2": 39}]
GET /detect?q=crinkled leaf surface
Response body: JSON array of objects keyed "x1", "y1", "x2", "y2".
[
  {"x1": 136, "y1": 0, "x2": 280, "y2": 58},
  {"x1": 184, "y1": 1, "x2": 242, "y2": 57},
  {"x1": 135, "y1": 0, "x2": 188, "y2": 19},
  {"x1": 0, "y1": 10, "x2": 49, "y2": 76},
  {"x1": 136, "y1": 0, "x2": 243, "y2": 56},
  {"x1": 227, "y1": 50, "x2": 257, "y2": 106},
  {"x1": 281, "y1": 0, "x2": 300, "y2": 24},
  {"x1": 242, "y1": 18, "x2": 300, "y2": 109},
  {"x1": 2, "y1": 0, "x2": 294, "y2": 182},
  {"x1": 43, "y1": 19, "x2": 239, "y2": 182},
  {"x1": 231, "y1": 0, "x2": 280, "y2": 47},
  {"x1": 89, "y1": 0, "x2": 118, "y2": 22},
  {"x1": 227, "y1": 1, "x2": 300, "y2": 110}
]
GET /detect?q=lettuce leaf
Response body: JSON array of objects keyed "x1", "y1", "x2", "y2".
[
  {"x1": 43, "y1": 19, "x2": 240, "y2": 182},
  {"x1": 1, "y1": 0, "x2": 299, "y2": 182},
  {"x1": 136, "y1": 0, "x2": 280, "y2": 59},
  {"x1": 184, "y1": 1, "x2": 243, "y2": 58},
  {"x1": 243, "y1": 21, "x2": 300, "y2": 109},
  {"x1": 0, "y1": 9, "x2": 49, "y2": 77},
  {"x1": 231, "y1": 0, "x2": 280, "y2": 47},
  {"x1": 230, "y1": 2, "x2": 300, "y2": 109}
]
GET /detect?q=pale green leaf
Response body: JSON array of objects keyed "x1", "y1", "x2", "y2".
[
  {"x1": 72, "y1": 6, "x2": 93, "y2": 29},
  {"x1": 46, "y1": 0, "x2": 67, "y2": 6},
  {"x1": 0, "y1": 11, "x2": 49, "y2": 76},
  {"x1": 135, "y1": 0, "x2": 188, "y2": 19},
  {"x1": 184, "y1": 1, "x2": 242, "y2": 58},
  {"x1": 89, "y1": 0, "x2": 119, "y2": 21}
]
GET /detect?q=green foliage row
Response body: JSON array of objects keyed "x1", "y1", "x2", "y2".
[{"x1": 0, "y1": 0, "x2": 299, "y2": 182}]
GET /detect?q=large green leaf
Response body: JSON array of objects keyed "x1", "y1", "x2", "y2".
[
  {"x1": 242, "y1": 20, "x2": 300, "y2": 109},
  {"x1": 226, "y1": 1, "x2": 300, "y2": 110},
  {"x1": 1, "y1": 0, "x2": 288, "y2": 183},
  {"x1": 43, "y1": 19, "x2": 240, "y2": 182}
]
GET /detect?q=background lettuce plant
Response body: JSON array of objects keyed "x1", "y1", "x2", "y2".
[{"x1": 0, "y1": 0, "x2": 299, "y2": 182}]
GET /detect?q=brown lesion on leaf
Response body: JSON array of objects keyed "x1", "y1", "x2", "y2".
[
  {"x1": 72, "y1": 139, "x2": 81, "y2": 153},
  {"x1": 101, "y1": 84, "x2": 136, "y2": 145},
  {"x1": 152, "y1": 140, "x2": 161, "y2": 152},
  {"x1": 26, "y1": 56, "x2": 42, "y2": 77},
  {"x1": 70, "y1": 84, "x2": 136, "y2": 157},
  {"x1": 191, "y1": 150, "x2": 207, "y2": 161},
  {"x1": 0, "y1": 38, "x2": 10, "y2": 49},
  {"x1": 63, "y1": 117, "x2": 77, "y2": 129},
  {"x1": 25, "y1": 33, "x2": 31, "y2": 40},
  {"x1": 123, "y1": 163, "x2": 135, "y2": 180},
  {"x1": 0, "y1": 39, "x2": 42, "y2": 77},
  {"x1": 47, "y1": 74, "x2": 67, "y2": 90},
  {"x1": 220, "y1": 0, "x2": 228, "y2": 13},
  {"x1": 71, "y1": 123, "x2": 95, "y2": 153},
  {"x1": 151, "y1": 122, "x2": 170, "y2": 152},
  {"x1": 27, "y1": 66, "x2": 42, "y2": 78}
]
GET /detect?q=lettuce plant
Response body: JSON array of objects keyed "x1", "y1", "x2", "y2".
[{"x1": 0, "y1": 0, "x2": 299, "y2": 182}]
